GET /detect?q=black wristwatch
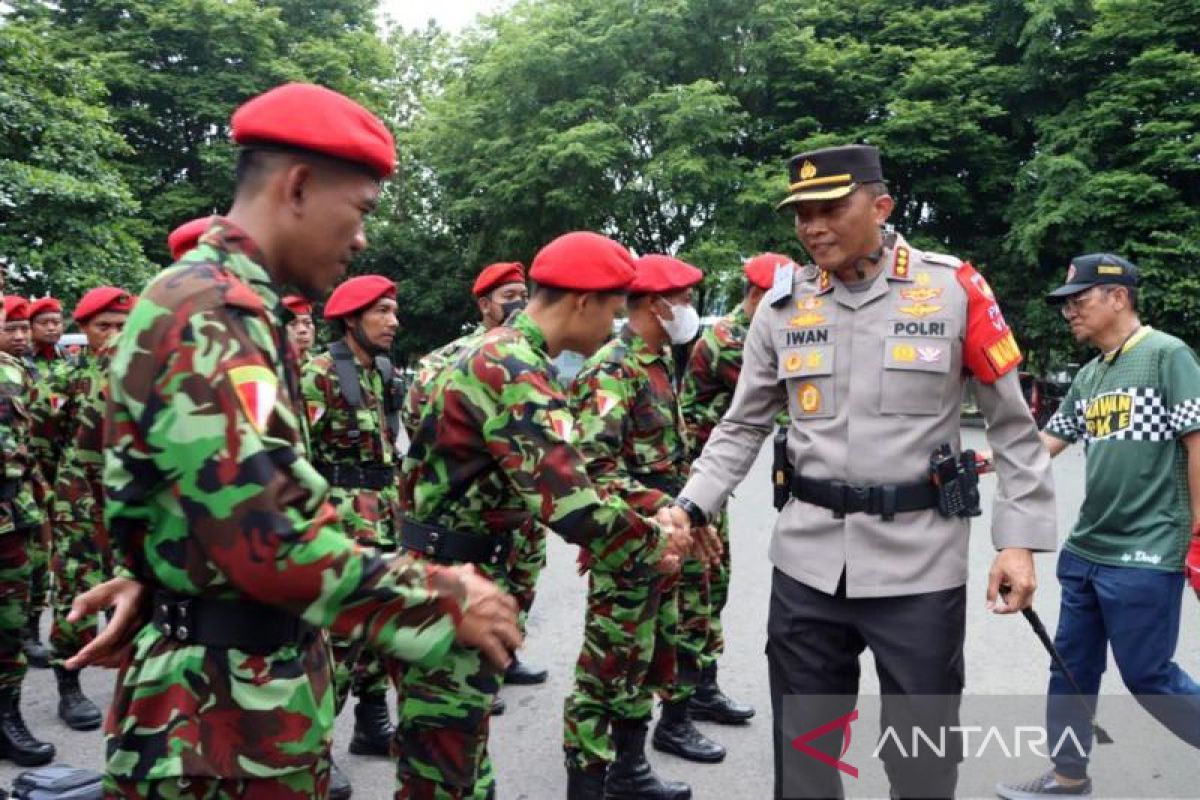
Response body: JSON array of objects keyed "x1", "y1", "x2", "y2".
[{"x1": 673, "y1": 497, "x2": 709, "y2": 528}]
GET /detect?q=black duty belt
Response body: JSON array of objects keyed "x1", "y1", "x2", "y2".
[
  {"x1": 632, "y1": 472, "x2": 684, "y2": 496},
  {"x1": 0, "y1": 481, "x2": 17, "y2": 501},
  {"x1": 316, "y1": 462, "x2": 395, "y2": 490},
  {"x1": 151, "y1": 591, "x2": 315, "y2": 652},
  {"x1": 792, "y1": 475, "x2": 938, "y2": 521},
  {"x1": 400, "y1": 518, "x2": 511, "y2": 566}
]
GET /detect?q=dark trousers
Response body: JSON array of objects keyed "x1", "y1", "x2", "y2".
[
  {"x1": 767, "y1": 568, "x2": 965, "y2": 799},
  {"x1": 1048, "y1": 548, "x2": 1200, "y2": 779}
]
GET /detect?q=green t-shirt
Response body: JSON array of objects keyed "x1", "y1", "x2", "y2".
[{"x1": 1044, "y1": 327, "x2": 1200, "y2": 570}]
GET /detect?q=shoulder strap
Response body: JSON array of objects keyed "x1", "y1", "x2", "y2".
[
  {"x1": 327, "y1": 340, "x2": 363, "y2": 442},
  {"x1": 374, "y1": 353, "x2": 402, "y2": 441}
]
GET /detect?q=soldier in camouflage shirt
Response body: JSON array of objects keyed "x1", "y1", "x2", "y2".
[
  {"x1": 98, "y1": 83, "x2": 519, "y2": 800},
  {"x1": 25, "y1": 296, "x2": 67, "y2": 667},
  {"x1": 673, "y1": 255, "x2": 788, "y2": 729},
  {"x1": 47, "y1": 286, "x2": 133, "y2": 734},
  {"x1": 285, "y1": 295, "x2": 317, "y2": 363},
  {"x1": 0, "y1": 301, "x2": 55, "y2": 767},
  {"x1": 399, "y1": 232, "x2": 693, "y2": 799},
  {"x1": 402, "y1": 261, "x2": 549, "y2": 694},
  {"x1": 302, "y1": 275, "x2": 404, "y2": 768},
  {"x1": 564, "y1": 254, "x2": 719, "y2": 800}
]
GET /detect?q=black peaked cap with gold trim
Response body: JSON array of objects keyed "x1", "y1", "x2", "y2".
[{"x1": 777, "y1": 144, "x2": 885, "y2": 209}]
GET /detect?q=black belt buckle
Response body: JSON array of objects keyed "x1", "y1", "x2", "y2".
[{"x1": 833, "y1": 481, "x2": 869, "y2": 518}]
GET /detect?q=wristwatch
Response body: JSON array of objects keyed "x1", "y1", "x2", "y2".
[{"x1": 673, "y1": 497, "x2": 709, "y2": 528}]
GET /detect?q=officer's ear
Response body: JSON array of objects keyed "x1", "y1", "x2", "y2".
[{"x1": 871, "y1": 191, "x2": 895, "y2": 226}]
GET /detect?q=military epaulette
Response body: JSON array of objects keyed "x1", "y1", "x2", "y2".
[{"x1": 920, "y1": 251, "x2": 964, "y2": 270}]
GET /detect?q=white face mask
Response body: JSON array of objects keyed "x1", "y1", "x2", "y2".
[{"x1": 657, "y1": 302, "x2": 701, "y2": 344}]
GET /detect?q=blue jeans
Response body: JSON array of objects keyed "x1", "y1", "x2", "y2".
[{"x1": 1048, "y1": 548, "x2": 1200, "y2": 778}]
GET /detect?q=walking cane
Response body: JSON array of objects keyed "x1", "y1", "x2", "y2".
[{"x1": 1002, "y1": 587, "x2": 1114, "y2": 744}]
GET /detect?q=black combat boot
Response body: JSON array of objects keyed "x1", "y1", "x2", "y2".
[
  {"x1": 0, "y1": 687, "x2": 55, "y2": 766},
  {"x1": 54, "y1": 666, "x2": 102, "y2": 731},
  {"x1": 605, "y1": 719, "x2": 691, "y2": 800},
  {"x1": 329, "y1": 757, "x2": 352, "y2": 800},
  {"x1": 688, "y1": 664, "x2": 755, "y2": 724},
  {"x1": 505, "y1": 654, "x2": 549, "y2": 685},
  {"x1": 566, "y1": 764, "x2": 606, "y2": 800},
  {"x1": 348, "y1": 692, "x2": 393, "y2": 756},
  {"x1": 652, "y1": 699, "x2": 726, "y2": 763},
  {"x1": 21, "y1": 614, "x2": 50, "y2": 669}
]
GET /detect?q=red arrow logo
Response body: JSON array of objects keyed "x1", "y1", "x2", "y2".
[{"x1": 790, "y1": 709, "x2": 859, "y2": 778}]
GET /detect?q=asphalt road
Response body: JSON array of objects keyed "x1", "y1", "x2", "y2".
[{"x1": 2, "y1": 430, "x2": 1196, "y2": 798}]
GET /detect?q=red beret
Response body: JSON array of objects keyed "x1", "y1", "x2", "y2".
[
  {"x1": 3, "y1": 296, "x2": 30, "y2": 322},
  {"x1": 168, "y1": 217, "x2": 213, "y2": 261},
  {"x1": 323, "y1": 275, "x2": 396, "y2": 319},
  {"x1": 472, "y1": 262, "x2": 526, "y2": 297},
  {"x1": 744, "y1": 252, "x2": 796, "y2": 291},
  {"x1": 74, "y1": 287, "x2": 134, "y2": 324},
  {"x1": 282, "y1": 295, "x2": 314, "y2": 317},
  {"x1": 530, "y1": 232, "x2": 636, "y2": 292},
  {"x1": 28, "y1": 297, "x2": 63, "y2": 319},
  {"x1": 629, "y1": 254, "x2": 704, "y2": 295},
  {"x1": 232, "y1": 83, "x2": 396, "y2": 179}
]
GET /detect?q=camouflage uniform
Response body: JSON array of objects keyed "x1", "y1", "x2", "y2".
[
  {"x1": 563, "y1": 326, "x2": 687, "y2": 771},
  {"x1": 676, "y1": 306, "x2": 751, "y2": 677},
  {"x1": 24, "y1": 347, "x2": 66, "y2": 624},
  {"x1": 404, "y1": 328, "x2": 548, "y2": 635},
  {"x1": 399, "y1": 311, "x2": 667, "y2": 798},
  {"x1": 301, "y1": 351, "x2": 399, "y2": 709},
  {"x1": 49, "y1": 349, "x2": 113, "y2": 663},
  {"x1": 0, "y1": 353, "x2": 46, "y2": 689},
  {"x1": 102, "y1": 220, "x2": 467, "y2": 794}
]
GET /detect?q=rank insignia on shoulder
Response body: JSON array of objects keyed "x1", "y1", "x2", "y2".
[
  {"x1": 766, "y1": 261, "x2": 796, "y2": 307},
  {"x1": 891, "y1": 247, "x2": 910, "y2": 279}
]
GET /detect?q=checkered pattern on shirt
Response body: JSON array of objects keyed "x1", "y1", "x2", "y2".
[
  {"x1": 1171, "y1": 396, "x2": 1200, "y2": 434},
  {"x1": 1054, "y1": 385, "x2": 1178, "y2": 445}
]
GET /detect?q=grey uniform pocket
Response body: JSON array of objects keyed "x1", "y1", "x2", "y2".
[
  {"x1": 779, "y1": 346, "x2": 835, "y2": 419},
  {"x1": 880, "y1": 337, "x2": 952, "y2": 415}
]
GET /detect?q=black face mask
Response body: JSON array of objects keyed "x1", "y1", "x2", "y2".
[{"x1": 499, "y1": 299, "x2": 527, "y2": 322}]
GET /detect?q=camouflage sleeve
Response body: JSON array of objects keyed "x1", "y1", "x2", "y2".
[
  {"x1": 300, "y1": 359, "x2": 332, "y2": 443},
  {"x1": 572, "y1": 360, "x2": 670, "y2": 512},
  {"x1": 469, "y1": 345, "x2": 666, "y2": 574},
  {"x1": 680, "y1": 333, "x2": 727, "y2": 457},
  {"x1": 0, "y1": 362, "x2": 46, "y2": 531},
  {"x1": 401, "y1": 352, "x2": 440, "y2": 440},
  {"x1": 105, "y1": 301, "x2": 465, "y2": 665}
]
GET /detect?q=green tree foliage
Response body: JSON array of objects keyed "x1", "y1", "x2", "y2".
[
  {"x1": 5, "y1": 0, "x2": 1198, "y2": 362},
  {"x1": 11, "y1": 0, "x2": 390, "y2": 264},
  {"x1": 0, "y1": 21, "x2": 152, "y2": 302}
]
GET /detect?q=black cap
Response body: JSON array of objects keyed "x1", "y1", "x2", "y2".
[
  {"x1": 1045, "y1": 253, "x2": 1139, "y2": 305},
  {"x1": 777, "y1": 145, "x2": 885, "y2": 209}
]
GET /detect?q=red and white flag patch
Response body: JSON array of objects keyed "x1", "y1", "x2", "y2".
[{"x1": 228, "y1": 365, "x2": 278, "y2": 433}]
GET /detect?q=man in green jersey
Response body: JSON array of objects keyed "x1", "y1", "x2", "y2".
[{"x1": 999, "y1": 253, "x2": 1200, "y2": 799}]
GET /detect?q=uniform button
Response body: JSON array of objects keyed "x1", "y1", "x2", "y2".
[{"x1": 177, "y1": 626, "x2": 189, "y2": 641}]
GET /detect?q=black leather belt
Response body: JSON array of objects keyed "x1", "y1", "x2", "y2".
[
  {"x1": 792, "y1": 475, "x2": 938, "y2": 521},
  {"x1": 151, "y1": 591, "x2": 315, "y2": 652},
  {"x1": 316, "y1": 462, "x2": 395, "y2": 490},
  {"x1": 400, "y1": 518, "x2": 511, "y2": 566}
]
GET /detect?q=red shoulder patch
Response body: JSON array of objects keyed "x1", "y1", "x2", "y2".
[{"x1": 955, "y1": 262, "x2": 1021, "y2": 384}]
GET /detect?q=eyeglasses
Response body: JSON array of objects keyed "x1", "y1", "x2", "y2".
[{"x1": 1059, "y1": 287, "x2": 1112, "y2": 318}]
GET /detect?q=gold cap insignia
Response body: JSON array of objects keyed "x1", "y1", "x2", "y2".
[{"x1": 799, "y1": 160, "x2": 818, "y2": 181}]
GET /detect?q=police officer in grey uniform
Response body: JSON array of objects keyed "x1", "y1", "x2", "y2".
[{"x1": 665, "y1": 145, "x2": 1058, "y2": 798}]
